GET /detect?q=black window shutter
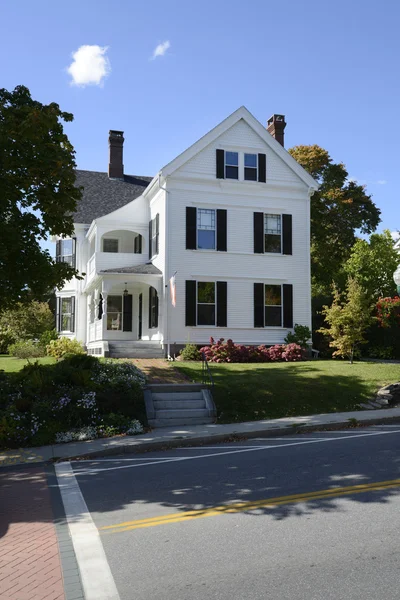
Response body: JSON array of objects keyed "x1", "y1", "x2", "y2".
[
  {"x1": 155, "y1": 214, "x2": 159, "y2": 255},
  {"x1": 185, "y1": 280, "x2": 196, "y2": 326},
  {"x1": 254, "y1": 283, "x2": 264, "y2": 327},
  {"x1": 216, "y1": 281, "x2": 227, "y2": 327},
  {"x1": 98, "y1": 294, "x2": 103, "y2": 320},
  {"x1": 258, "y1": 154, "x2": 266, "y2": 183},
  {"x1": 282, "y1": 214, "x2": 292, "y2": 255},
  {"x1": 148, "y1": 220, "x2": 152, "y2": 259},
  {"x1": 283, "y1": 284, "x2": 293, "y2": 328},
  {"x1": 254, "y1": 212, "x2": 264, "y2": 254},
  {"x1": 216, "y1": 149, "x2": 225, "y2": 179},
  {"x1": 56, "y1": 297, "x2": 61, "y2": 332},
  {"x1": 123, "y1": 294, "x2": 133, "y2": 332},
  {"x1": 186, "y1": 207, "x2": 197, "y2": 250},
  {"x1": 56, "y1": 240, "x2": 61, "y2": 263},
  {"x1": 216, "y1": 209, "x2": 227, "y2": 252},
  {"x1": 72, "y1": 238, "x2": 77, "y2": 269},
  {"x1": 70, "y1": 297, "x2": 75, "y2": 333}
]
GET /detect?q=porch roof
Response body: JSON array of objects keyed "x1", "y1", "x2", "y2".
[{"x1": 100, "y1": 263, "x2": 162, "y2": 275}]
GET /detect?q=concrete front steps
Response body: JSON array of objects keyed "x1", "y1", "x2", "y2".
[
  {"x1": 145, "y1": 383, "x2": 217, "y2": 428},
  {"x1": 108, "y1": 341, "x2": 164, "y2": 359}
]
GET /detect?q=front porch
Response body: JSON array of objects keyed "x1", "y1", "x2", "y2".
[{"x1": 85, "y1": 268, "x2": 164, "y2": 357}]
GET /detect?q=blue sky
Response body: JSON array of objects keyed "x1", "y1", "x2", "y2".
[{"x1": 1, "y1": 0, "x2": 398, "y2": 253}]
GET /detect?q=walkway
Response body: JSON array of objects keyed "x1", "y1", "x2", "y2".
[{"x1": 0, "y1": 467, "x2": 65, "y2": 600}]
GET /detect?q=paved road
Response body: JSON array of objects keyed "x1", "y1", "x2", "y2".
[{"x1": 64, "y1": 426, "x2": 400, "y2": 599}]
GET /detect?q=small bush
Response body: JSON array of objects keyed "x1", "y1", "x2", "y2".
[
  {"x1": 46, "y1": 337, "x2": 85, "y2": 359},
  {"x1": 8, "y1": 340, "x2": 45, "y2": 359},
  {"x1": 180, "y1": 343, "x2": 201, "y2": 361},
  {"x1": 284, "y1": 324, "x2": 312, "y2": 349},
  {"x1": 39, "y1": 329, "x2": 58, "y2": 348}
]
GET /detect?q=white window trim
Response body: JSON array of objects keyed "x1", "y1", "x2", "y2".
[
  {"x1": 264, "y1": 283, "x2": 283, "y2": 328},
  {"x1": 106, "y1": 294, "x2": 123, "y2": 331},
  {"x1": 244, "y1": 153, "x2": 258, "y2": 182},
  {"x1": 102, "y1": 237, "x2": 120, "y2": 253},
  {"x1": 264, "y1": 213, "x2": 283, "y2": 255},
  {"x1": 196, "y1": 208, "x2": 216, "y2": 251},
  {"x1": 196, "y1": 281, "x2": 216, "y2": 327}
]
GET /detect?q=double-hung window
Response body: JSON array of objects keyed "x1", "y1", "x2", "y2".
[
  {"x1": 225, "y1": 151, "x2": 239, "y2": 179},
  {"x1": 103, "y1": 238, "x2": 119, "y2": 253},
  {"x1": 107, "y1": 295, "x2": 122, "y2": 331},
  {"x1": 264, "y1": 214, "x2": 282, "y2": 253},
  {"x1": 197, "y1": 209, "x2": 216, "y2": 250},
  {"x1": 61, "y1": 298, "x2": 72, "y2": 331},
  {"x1": 244, "y1": 154, "x2": 258, "y2": 181},
  {"x1": 197, "y1": 282, "x2": 216, "y2": 326},
  {"x1": 265, "y1": 285, "x2": 282, "y2": 327}
]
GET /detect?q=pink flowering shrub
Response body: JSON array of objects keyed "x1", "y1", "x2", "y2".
[{"x1": 199, "y1": 338, "x2": 304, "y2": 363}]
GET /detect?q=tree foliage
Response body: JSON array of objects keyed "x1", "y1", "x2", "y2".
[
  {"x1": 0, "y1": 301, "x2": 54, "y2": 352},
  {"x1": 289, "y1": 145, "x2": 381, "y2": 295},
  {"x1": 319, "y1": 278, "x2": 374, "y2": 363},
  {"x1": 0, "y1": 85, "x2": 82, "y2": 307},
  {"x1": 344, "y1": 230, "x2": 399, "y2": 302}
]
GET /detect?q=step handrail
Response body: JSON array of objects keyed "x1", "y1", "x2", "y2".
[{"x1": 201, "y1": 351, "x2": 214, "y2": 394}]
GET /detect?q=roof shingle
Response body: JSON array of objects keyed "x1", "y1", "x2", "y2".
[{"x1": 73, "y1": 170, "x2": 153, "y2": 224}]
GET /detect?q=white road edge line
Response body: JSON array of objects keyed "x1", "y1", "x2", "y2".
[
  {"x1": 55, "y1": 462, "x2": 121, "y2": 600},
  {"x1": 72, "y1": 429, "x2": 400, "y2": 476}
]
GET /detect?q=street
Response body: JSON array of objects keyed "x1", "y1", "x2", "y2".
[{"x1": 58, "y1": 426, "x2": 400, "y2": 600}]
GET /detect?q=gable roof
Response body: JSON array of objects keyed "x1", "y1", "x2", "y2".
[
  {"x1": 161, "y1": 106, "x2": 318, "y2": 190},
  {"x1": 73, "y1": 170, "x2": 152, "y2": 224}
]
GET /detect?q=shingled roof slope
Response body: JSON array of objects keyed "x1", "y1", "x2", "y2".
[{"x1": 73, "y1": 170, "x2": 153, "y2": 224}]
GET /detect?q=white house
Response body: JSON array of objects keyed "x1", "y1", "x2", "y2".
[{"x1": 55, "y1": 107, "x2": 318, "y2": 358}]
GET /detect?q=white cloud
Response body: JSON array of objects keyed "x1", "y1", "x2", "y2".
[
  {"x1": 376, "y1": 179, "x2": 387, "y2": 185},
  {"x1": 67, "y1": 45, "x2": 110, "y2": 87},
  {"x1": 151, "y1": 40, "x2": 170, "y2": 60}
]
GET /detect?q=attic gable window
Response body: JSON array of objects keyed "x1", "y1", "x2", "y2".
[{"x1": 225, "y1": 151, "x2": 239, "y2": 179}]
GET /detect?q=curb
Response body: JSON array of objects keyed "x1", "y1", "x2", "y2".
[{"x1": 56, "y1": 414, "x2": 400, "y2": 462}]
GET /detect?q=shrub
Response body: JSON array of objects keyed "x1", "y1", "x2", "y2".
[
  {"x1": 46, "y1": 337, "x2": 85, "y2": 359},
  {"x1": 8, "y1": 340, "x2": 45, "y2": 359},
  {"x1": 284, "y1": 324, "x2": 312, "y2": 349},
  {"x1": 39, "y1": 329, "x2": 58, "y2": 348},
  {"x1": 199, "y1": 338, "x2": 304, "y2": 363},
  {"x1": 180, "y1": 343, "x2": 201, "y2": 361}
]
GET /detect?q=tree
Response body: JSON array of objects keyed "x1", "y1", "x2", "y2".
[
  {"x1": 319, "y1": 278, "x2": 374, "y2": 363},
  {"x1": 0, "y1": 300, "x2": 55, "y2": 352},
  {"x1": 344, "y1": 230, "x2": 399, "y2": 301},
  {"x1": 0, "y1": 85, "x2": 82, "y2": 307},
  {"x1": 288, "y1": 145, "x2": 381, "y2": 295}
]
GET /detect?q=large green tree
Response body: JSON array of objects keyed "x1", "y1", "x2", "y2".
[
  {"x1": 344, "y1": 230, "x2": 399, "y2": 302},
  {"x1": 288, "y1": 145, "x2": 381, "y2": 295},
  {"x1": 0, "y1": 85, "x2": 82, "y2": 307}
]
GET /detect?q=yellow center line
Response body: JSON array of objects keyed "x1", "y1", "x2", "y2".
[{"x1": 99, "y1": 478, "x2": 400, "y2": 535}]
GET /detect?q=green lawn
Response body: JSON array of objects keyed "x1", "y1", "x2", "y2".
[
  {"x1": 174, "y1": 360, "x2": 400, "y2": 423},
  {"x1": 0, "y1": 355, "x2": 56, "y2": 373}
]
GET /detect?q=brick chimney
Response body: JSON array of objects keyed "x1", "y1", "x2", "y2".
[
  {"x1": 267, "y1": 115, "x2": 286, "y2": 147},
  {"x1": 108, "y1": 130, "x2": 124, "y2": 179}
]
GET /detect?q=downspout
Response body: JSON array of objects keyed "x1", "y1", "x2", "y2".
[{"x1": 158, "y1": 173, "x2": 172, "y2": 359}]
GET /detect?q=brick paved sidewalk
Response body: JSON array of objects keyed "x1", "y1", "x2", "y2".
[{"x1": 0, "y1": 467, "x2": 65, "y2": 600}]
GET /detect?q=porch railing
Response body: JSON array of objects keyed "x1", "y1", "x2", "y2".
[{"x1": 201, "y1": 351, "x2": 214, "y2": 394}]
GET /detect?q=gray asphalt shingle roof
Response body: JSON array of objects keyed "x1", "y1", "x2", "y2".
[
  {"x1": 73, "y1": 170, "x2": 153, "y2": 224},
  {"x1": 100, "y1": 264, "x2": 162, "y2": 275}
]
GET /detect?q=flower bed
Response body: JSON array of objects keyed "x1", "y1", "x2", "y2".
[
  {"x1": 199, "y1": 338, "x2": 304, "y2": 363},
  {"x1": 0, "y1": 355, "x2": 147, "y2": 449}
]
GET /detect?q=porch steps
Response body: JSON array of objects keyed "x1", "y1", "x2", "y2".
[
  {"x1": 145, "y1": 383, "x2": 217, "y2": 428},
  {"x1": 108, "y1": 341, "x2": 164, "y2": 359}
]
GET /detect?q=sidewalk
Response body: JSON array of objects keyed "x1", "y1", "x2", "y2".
[
  {"x1": 0, "y1": 467, "x2": 65, "y2": 600},
  {"x1": 2, "y1": 406, "x2": 400, "y2": 468}
]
